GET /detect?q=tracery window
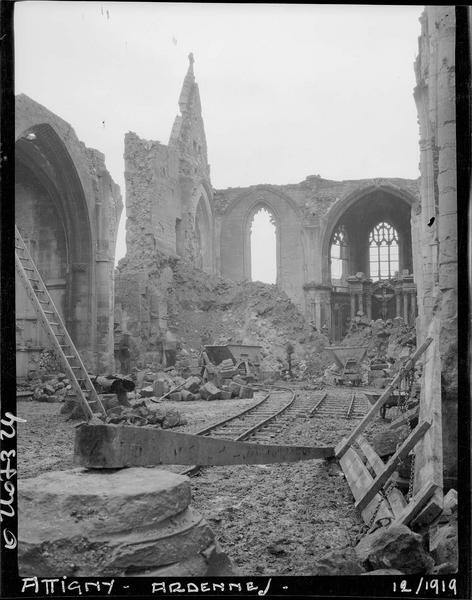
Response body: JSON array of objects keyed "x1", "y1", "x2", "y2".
[
  {"x1": 369, "y1": 222, "x2": 399, "y2": 281},
  {"x1": 330, "y1": 225, "x2": 347, "y2": 281}
]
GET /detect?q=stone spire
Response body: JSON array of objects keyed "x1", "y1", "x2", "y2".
[{"x1": 178, "y1": 52, "x2": 197, "y2": 114}]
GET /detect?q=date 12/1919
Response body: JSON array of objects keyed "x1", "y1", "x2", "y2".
[{"x1": 393, "y1": 578, "x2": 457, "y2": 596}]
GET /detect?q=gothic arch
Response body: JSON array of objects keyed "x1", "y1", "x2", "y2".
[
  {"x1": 15, "y1": 123, "x2": 94, "y2": 349},
  {"x1": 321, "y1": 184, "x2": 416, "y2": 284},
  {"x1": 193, "y1": 183, "x2": 214, "y2": 273},
  {"x1": 244, "y1": 201, "x2": 281, "y2": 283},
  {"x1": 219, "y1": 187, "x2": 305, "y2": 308}
]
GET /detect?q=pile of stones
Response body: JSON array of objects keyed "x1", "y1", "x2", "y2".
[{"x1": 137, "y1": 371, "x2": 255, "y2": 403}]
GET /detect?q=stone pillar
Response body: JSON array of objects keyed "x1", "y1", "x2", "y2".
[
  {"x1": 19, "y1": 468, "x2": 234, "y2": 577},
  {"x1": 395, "y1": 291, "x2": 401, "y2": 318},
  {"x1": 350, "y1": 294, "x2": 356, "y2": 320},
  {"x1": 410, "y1": 292, "x2": 417, "y2": 322},
  {"x1": 357, "y1": 292, "x2": 363, "y2": 315},
  {"x1": 403, "y1": 291, "x2": 409, "y2": 324},
  {"x1": 365, "y1": 293, "x2": 372, "y2": 321}
]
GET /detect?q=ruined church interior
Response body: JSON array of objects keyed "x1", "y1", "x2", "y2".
[{"x1": 9, "y1": 3, "x2": 465, "y2": 587}]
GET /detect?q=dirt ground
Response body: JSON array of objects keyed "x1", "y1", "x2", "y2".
[{"x1": 17, "y1": 386, "x2": 389, "y2": 575}]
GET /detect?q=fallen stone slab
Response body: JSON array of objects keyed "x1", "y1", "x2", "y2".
[
  {"x1": 169, "y1": 392, "x2": 182, "y2": 402},
  {"x1": 220, "y1": 390, "x2": 232, "y2": 400},
  {"x1": 180, "y1": 390, "x2": 195, "y2": 402},
  {"x1": 355, "y1": 524, "x2": 434, "y2": 574}
]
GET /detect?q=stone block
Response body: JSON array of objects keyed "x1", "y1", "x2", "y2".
[
  {"x1": 180, "y1": 390, "x2": 195, "y2": 402},
  {"x1": 140, "y1": 386, "x2": 155, "y2": 398},
  {"x1": 184, "y1": 376, "x2": 201, "y2": 394},
  {"x1": 229, "y1": 382, "x2": 241, "y2": 397},
  {"x1": 153, "y1": 379, "x2": 168, "y2": 397},
  {"x1": 169, "y1": 392, "x2": 182, "y2": 402},
  {"x1": 239, "y1": 386, "x2": 254, "y2": 399},
  {"x1": 101, "y1": 394, "x2": 120, "y2": 411},
  {"x1": 429, "y1": 523, "x2": 458, "y2": 569},
  {"x1": 219, "y1": 390, "x2": 232, "y2": 400},
  {"x1": 162, "y1": 407, "x2": 182, "y2": 428},
  {"x1": 355, "y1": 524, "x2": 434, "y2": 574},
  {"x1": 200, "y1": 382, "x2": 221, "y2": 401},
  {"x1": 311, "y1": 547, "x2": 366, "y2": 575},
  {"x1": 372, "y1": 426, "x2": 409, "y2": 458}
]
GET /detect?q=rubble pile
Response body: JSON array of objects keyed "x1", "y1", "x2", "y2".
[
  {"x1": 136, "y1": 371, "x2": 255, "y2": 404},
  {"x1": 315, "y1": 317, "x2": 418, "y2": 389},
  {"x1": 116, "y1": 254, "x2": 332, "y2": 380}
]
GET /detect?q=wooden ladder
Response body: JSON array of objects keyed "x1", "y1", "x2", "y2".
[{"x1": 15, "y1": 226, "x2": 106, "y2": 420}]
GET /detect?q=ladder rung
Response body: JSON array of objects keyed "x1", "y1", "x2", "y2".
[
  {"x1": 39, "y1": 300, "x2": 49, "y2": 304},
  {"x1": 71, "y1": 366, "x2": 81, "y2": 369},
  {"x1": 15, "y1": 245, "x2": 24, "y2": 250},
  {"x1": 23, "y1": 267, "x2": 34, "y2": 271},
  {"x1": 44, "y1": 310, "x2": 54, "y2": 314},
  {"x1": 48, "y1": 322, "x2": 60, "y2": 326},
  {"x1": 29, "y1": 278, "x2": 40, "y2": 283},
  {"x1": 64, "y1": 355, "x2": 75, "y2": 359}
]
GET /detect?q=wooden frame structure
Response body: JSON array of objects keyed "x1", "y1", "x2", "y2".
[{"x1": 336, "y1": 321, "x2": 444, "y2": 529}]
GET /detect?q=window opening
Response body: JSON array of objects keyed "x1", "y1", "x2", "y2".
[
  {"x1": 369, "y1": 221, "x2": 399, "y2": 281},
  {"x1": 250, "y1": 208, "x2": 276, "y2": 284}
]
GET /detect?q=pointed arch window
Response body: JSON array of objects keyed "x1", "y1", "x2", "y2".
[
  {"x1": 369, "y1": 222, "x2": 399, "y2": 281},
  {"x1": 330, "y1": 225, "x2": 348, "y2": 282}
]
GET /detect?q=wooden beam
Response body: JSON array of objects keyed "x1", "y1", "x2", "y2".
[
  {"x1": 355, "y1": 435, "x2": 407, "y2": 519},
  {"x1": 392, "y1": 481, "x2": 439, "y2": 527},
  {"x1": 339, "y1": 446, "x2": 393, "y2": 525},
  {"x1": 413, "y1": 318, "x2": 443, "y2": 523},
  {"x1": 356, "y1": 420, "x2": 431, "y2": 512},
  {"x1": 335, "y1": 337, "x2": 433, "y2": 458},
  {"x1": 74, "y1": 424, "x2": 335, "y2": 469}
]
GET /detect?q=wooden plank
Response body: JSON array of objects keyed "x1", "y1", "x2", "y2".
[
  {"x1": 356, "y1": 436, "x2": 407, "y2": 519},
  {"x1": 356, "y1": 435, "x2": 385, "y2": 475},
  {"x1": 392, "y1": 481, "x2": 439, "y2": 527},
  {"x1": 413, "y1": 318, "x2": 443, "y2": 516},
  {"x1": 339, "y1": 447, "x2": 392, "y2": 525},
  {"x1": 356, "y1": 420, "x2": 431, "y2": 512},
  {"x1": 335, "y1": 337, "x2": 433, "y2": 458},
  {"x1": 74, "y1": 424, "x2": 335, "y2": 468}
]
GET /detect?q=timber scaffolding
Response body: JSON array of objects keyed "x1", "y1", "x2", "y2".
[{"x1": 335, "y1": 317, "x2": 443, "y2": 530}]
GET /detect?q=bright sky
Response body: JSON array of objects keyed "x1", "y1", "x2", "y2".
[{"x1": 15, "y1": 2, "x2": 424, "y2": 267}]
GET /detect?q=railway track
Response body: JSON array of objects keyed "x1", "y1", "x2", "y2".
[
  {"x1": 307, "y1": 389, "x2": 368, "y2": 420},
  {"x1": 170, "y1": 385, "x2": 368, "y2": 476}
]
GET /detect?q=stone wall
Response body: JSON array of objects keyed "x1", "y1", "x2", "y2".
[
  {"x1": 15, "y1": 94, "x2": 122, "y2": 375},
  {"x1": 122, "y1": 54, "x2": 214, "y2": 274},
  {"x1": 413, "y1": 7, "x2": 457, "y2": 480},
  {"x1": 215, "y1": 177, "x2": 418, "y2": 323}
]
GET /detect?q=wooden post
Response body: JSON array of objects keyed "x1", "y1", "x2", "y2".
[{"x1": 411, "y1": 317, "x2": 443, "y2": 526}]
